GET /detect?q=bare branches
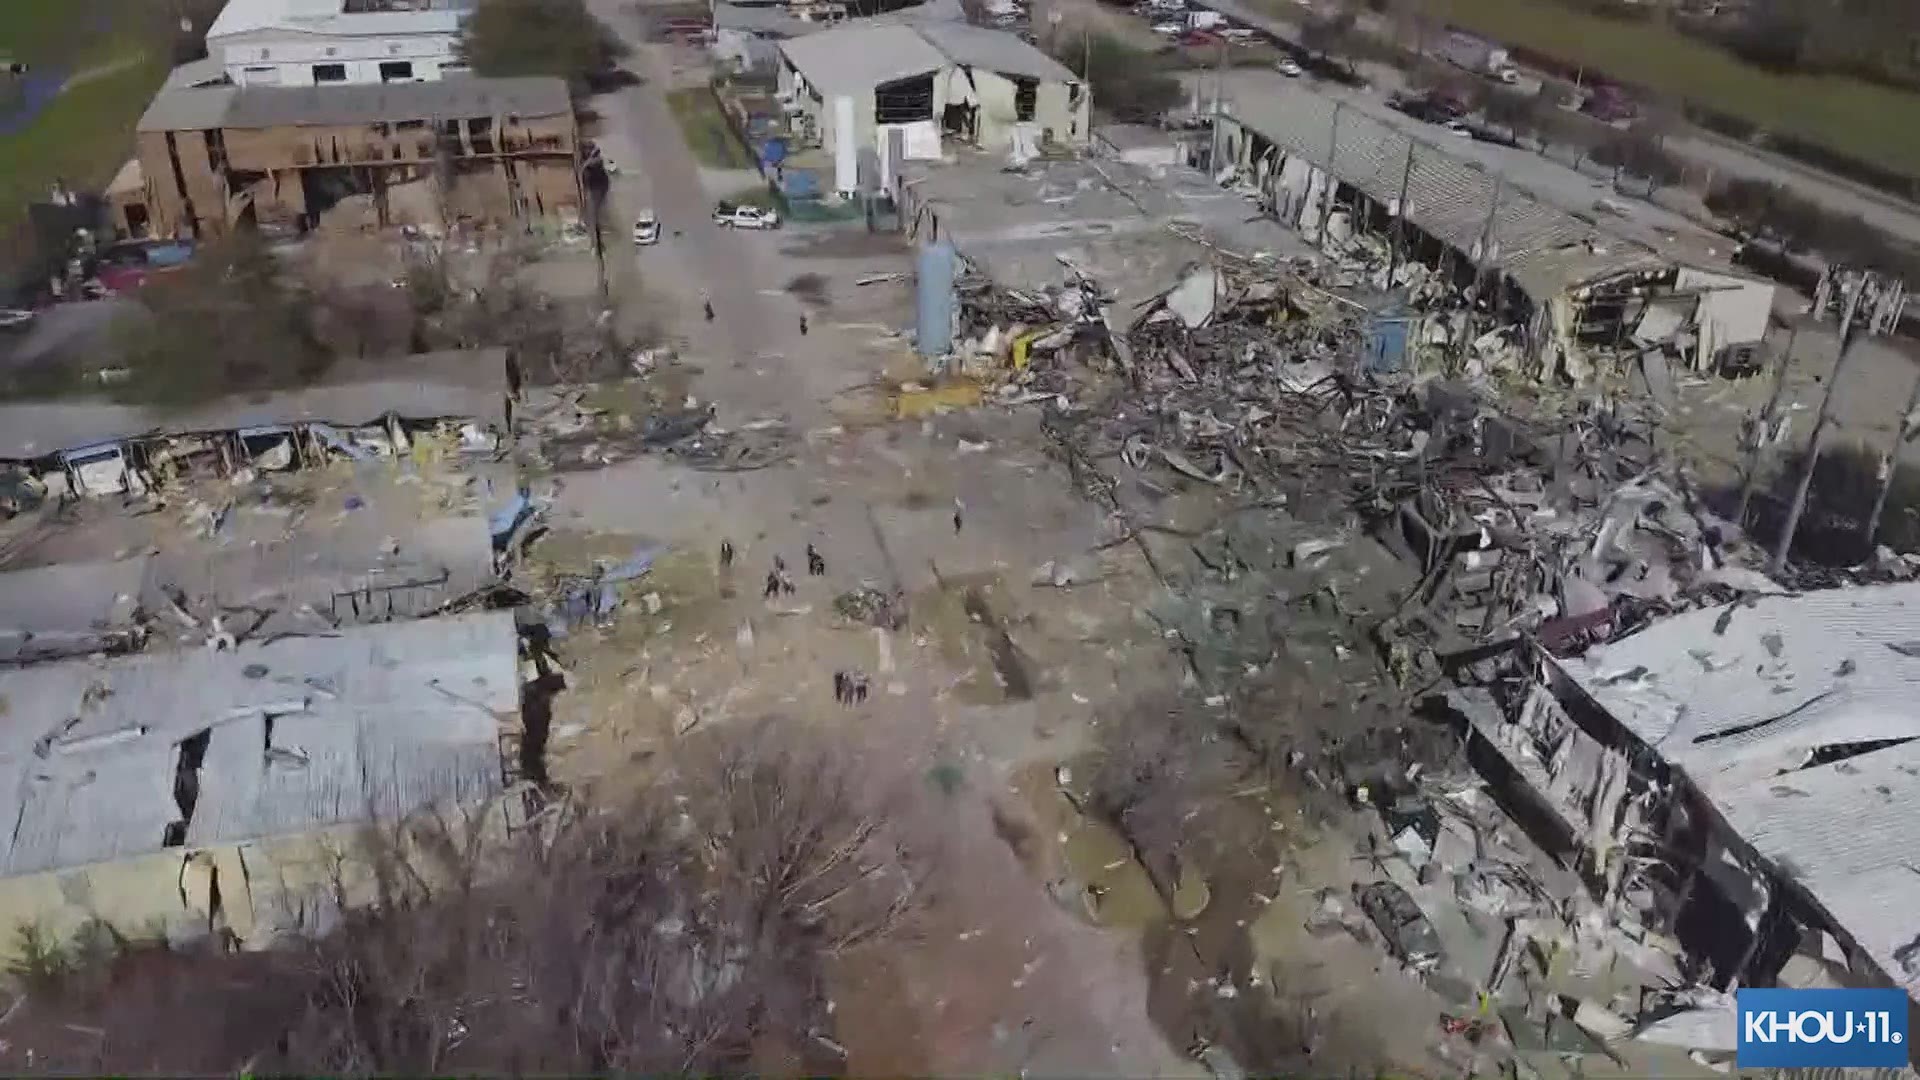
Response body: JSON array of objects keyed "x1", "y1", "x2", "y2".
[{"x1": 0, "y1": 720, "x2": 934, "y2": 1077}]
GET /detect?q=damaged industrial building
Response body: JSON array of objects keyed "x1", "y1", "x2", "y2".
[
  {"x1": 1448, "y1": 583, "x2": 1920, "y2": 1036},
  {"x1": 881, "y1": 83, "x2": 1920, "y2": 1059},
  {"x1": 777, "y1": 21, "x2": 1090, "y2": 196},
  {"x1": 121, "y1": 69, "x2": 580, "y2": 239},
  {"x1": 1212, "y1": 94, "x2": 1773, "y2": 381},
  {"x1": 0, "y1": 349, "x2": 541, "y2": 954}
]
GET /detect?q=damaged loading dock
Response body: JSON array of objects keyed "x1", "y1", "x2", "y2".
[
  {"x1": 1448, "y1": 581, "x2": 1920, "y2": 1028},
  {"x1": 0, "y1": 349, "x2": 541, "y2": 956},
  {"x1": 1212, "y1": 93, "x2": 1773, "y2": 383},
  {"x1": 0, "y1": 348, "x2": 510, "y2": 500}
]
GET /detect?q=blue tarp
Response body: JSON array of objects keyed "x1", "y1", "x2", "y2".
[{"x1": 489, "y1": 491, "x2": 533, "y2": 545}]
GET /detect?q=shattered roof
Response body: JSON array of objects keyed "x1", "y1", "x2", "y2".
[
  {"x1": 1222, "y1": 92, "x2": 1669, "y2": 300},
  {"x1": 779, "y1": 24, "x2": 950, "y2": 96},
  {"x1": 0, "y1": 559, "x2": 148, "y2": 663},
  {"x1": 913, "y1": 22, "x2": 1077, "y2": 83},
  {"x1": 0, "y1": 348, "x2": 508, "y2": 460},
  {"x1": 0, "y1": 611, "x2": 514, "y2": 877},
  {"x1": 139, "y1": 76, "x2": 568, "y2": 132},
  {"x1": 1563, "y1": 582, "x2": 1920, "y2": 995}
]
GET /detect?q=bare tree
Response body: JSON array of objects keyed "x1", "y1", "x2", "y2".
[
  {"x1": 1084, "y1": 699, "x2": 1234, "y2": 897},
  {"x1": 0, "y1": 721, "x2": 935, "y2": 1076}
]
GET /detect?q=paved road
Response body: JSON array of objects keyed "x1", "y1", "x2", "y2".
[
  {"x1": 1664, "y1": 130, "x2": 1920, "y2": 248},
  {"x1": 585, "y1": 0, "x2": 852, "y2": 426},
  {"x1": 1157, "y1": 0, "x2": 1920, "y2": 251}
]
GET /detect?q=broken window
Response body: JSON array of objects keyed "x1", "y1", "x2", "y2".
[
  {"x1": 874, "y1": 73, "x2": 935, "y2": 124},
  {"x1": 1013, "y1": 76, "x2": 1038, "y2": 122},
  {"x1": 312, "y1": 62, "x2": 347, "y2": 83}
]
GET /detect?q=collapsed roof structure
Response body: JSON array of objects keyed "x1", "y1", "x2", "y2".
[
  {"x1": 1213, "y1": 93, "x2": 1773, "y2": 383},
  {"x1": 1435, "y1": 580, "x2": 1920, "y2": 1048},
  {"x1": 0, "y1": 348, "x2": 526, "y2": 956}
]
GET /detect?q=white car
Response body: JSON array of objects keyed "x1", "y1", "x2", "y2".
[
  {"x1": 712, "y1": 203, "x2": 780, "y2": 229},
  {"x1": 1275, "y1": 57, "x2": 1303, "y2": 77},
  {"x1": 632, "y1": 211, "x2": 661, "y2": 245},
  {"x1": 1151, "y1": 20, "x2": 1186, "y2": 34},
  {"x1": 1441, "y1": 119, "x2": 1474, "y2": 138}
]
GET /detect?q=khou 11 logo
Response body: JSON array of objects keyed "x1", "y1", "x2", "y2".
[{"x1": 1736, "y1": 988, "x2": 1910, "y2": 1069}]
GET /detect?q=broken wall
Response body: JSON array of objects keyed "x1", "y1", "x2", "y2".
[
  {"x1": 0, "y1": 801, "x2": 515, "y2": 960},
  {"x1": 136, "y1": 130, "x2": 226, "y2": 240}
]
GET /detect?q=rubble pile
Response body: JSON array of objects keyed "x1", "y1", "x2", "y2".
[
  {"x1": 952, "y1": 252, "x2": 1807, "y2": 673},
  {"x1": 519, "y1": 384, "x2": 790, "y2": 473}
]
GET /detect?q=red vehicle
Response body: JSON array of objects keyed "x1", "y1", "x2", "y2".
[{"x1": 1180, "y1": 28, "x2": 1221, "y2": 46}]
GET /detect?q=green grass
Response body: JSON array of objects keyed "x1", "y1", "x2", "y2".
[
  {"x1": 1, "y1": 0, "x2": 175, "y2": 247},
  {"x1": 665, "y1": 87, "x2": 757, "y2": 170},
  {"x1": 1432, "y1": 0, "x2": 1920, "y2": 181},
  {"x1": 0, "y1": 45, "x2": 168, "y2": 234}
]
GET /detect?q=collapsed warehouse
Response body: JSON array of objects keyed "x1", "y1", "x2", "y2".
[
  {"x1": 1212, "y1": 94, "x2": 1773, "y2": 383},
  {"x1": 0, "y1": 350, "x2": 538, "y2": 955},
  {"x1": 897, "y1": 138, "x2": 1920, "y2": 1059}
]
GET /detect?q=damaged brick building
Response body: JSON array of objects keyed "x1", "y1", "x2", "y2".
[{"x1": 127, "y1": 71, "x2": 581, "y2": 239}]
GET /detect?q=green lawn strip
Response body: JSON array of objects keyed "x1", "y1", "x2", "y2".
[
  {"x1": 1432, "y1": 0, "x2": 1920, "y2": 181},
  {"x1": 665, "y1": 86, "x2": 757, "y2": 170},
  {"x1": 0, "y1": 44, "x2": 167, "y2": 233}
]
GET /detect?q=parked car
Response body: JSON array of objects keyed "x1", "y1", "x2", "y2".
[
  {"x1": 632, "y1": 211, "x2": 661, "y2": 245},
  {"x1": 1274, "y1": 57, "x2": 1303, "y2": 77},
  {"x1": 1180, "y1": 28, "x2": 1221, "y2": 46},
  {"x1": 712, "y1": 202, "x2": 780, "y2": 229},
  {"x1": 1354, "y1": 881, "x2": 1441, "y2": 967},
  {"x1": 1219, "y1": 27, "x2": 1257, "y2": 43},
  {"x1": 1151, "y1": 20, "x2": 1186, "y2": 34},
  {"x1": 1440, "y1": 119, "x2": 1474, "y2": 138}
]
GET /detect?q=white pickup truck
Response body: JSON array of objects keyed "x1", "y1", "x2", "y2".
[{"x1": 712, "y1": 203, "x2": 781, "y2": 230}]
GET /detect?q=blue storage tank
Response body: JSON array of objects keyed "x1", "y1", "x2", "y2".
[{"x1": 915, "y1": 241, "x2": 956, "y2": 359}]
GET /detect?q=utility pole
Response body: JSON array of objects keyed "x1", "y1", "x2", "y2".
[
  {"x1": 1734, "y1": 323, "x2": 1798, "y2": 530},
  {"x1": 1207, "y1": 38, "x2": 1228, "y2": 171},
  {"x1": 1864, "y1": 350, "x2": 1920, "y2": 547},
  {"x1": 1386, "y1": 141, "x2": 1414, "y2": 288},
  {"x1": 1772, "y1": 284, "x2": 1866, "y2": 575},
  {"x1": 1315, "y1": 101, "x2": 1343, "y2": 245}
]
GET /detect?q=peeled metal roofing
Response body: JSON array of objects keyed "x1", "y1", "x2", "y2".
[
  {"x1": 0, "y1": 611, "x2": 516, "y2": 877},
  {"x1": 1563, "y1": 582, "x2": 1920, "y2": 995},
  {"x1": 1224, "y1": 91, "x2": 1666, "y2": 300},
  {"x1": 913, "y1": 22, "x2": 1077, "y2": 83}
]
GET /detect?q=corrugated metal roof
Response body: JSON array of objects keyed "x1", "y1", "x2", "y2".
[
  {"x1": 1563, "y1": 582, "x2": 1920, "y2": 995},
  {"x1": 221, "y1": 76, "x2": 569, "y2": 128},
  {"x1": 913, "y1": 22, "x2": 1077, "y2": 82},
  {"x1": 0, "y1": 611, "x2": 516, "y2": 877},
  {"x1": 778, "y1": 23, "x2": 952, "y2": 96},
  {"x1": 1223, "y1": 91, "x2": 1667, "y2": 300},
  {"x1": 0, "y1": 348, "x2": 508, "y2": 460}
]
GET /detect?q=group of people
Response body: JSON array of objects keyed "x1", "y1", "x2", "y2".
[
  {"x1": 832, "y1": 669, "x2": 870, "y2": 706},
  {"x1": 721, "y1": 542, "x2": 827, "y2": 600}
]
